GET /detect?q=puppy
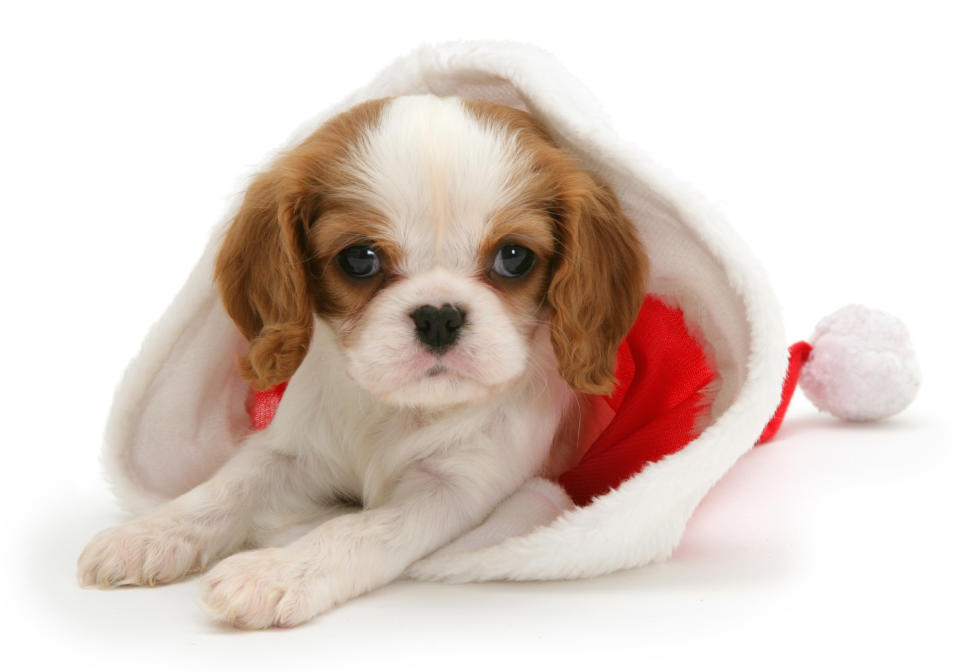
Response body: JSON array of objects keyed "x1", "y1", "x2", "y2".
[{"x1": 78, "y1": 95, "x2": 648, "y2": 628}]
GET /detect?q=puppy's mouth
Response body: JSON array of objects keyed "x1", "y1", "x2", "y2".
[
  {"x1": 416, "y1": 350, "x2": 482, "y2": 383},
  {"x1": 425, "y1": 365, "x2": 447, "y2": 377},
  {"x1": 421, "y1": 362, "x2": 470, "y2": 382}
]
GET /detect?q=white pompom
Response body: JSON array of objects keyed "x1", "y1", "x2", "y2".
[{"x1": 799, "y1": 305, "x2": 920, "y2": 421}]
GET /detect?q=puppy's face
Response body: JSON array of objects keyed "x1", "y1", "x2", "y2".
[{"x1": 217, "y1": 96, "x2": 647, "y2": 408}]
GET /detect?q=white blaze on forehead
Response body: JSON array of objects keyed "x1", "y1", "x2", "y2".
[{"x1": 347, "y1": 95, "x2": 530, "y2": 274}]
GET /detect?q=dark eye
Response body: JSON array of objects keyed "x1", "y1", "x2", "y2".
[
  {"x1": 491, "y1": 244, "x2": 536, "y2": 278},
  {"x1": 337, "y1": 245, "x2": 381, "y2": 278}
]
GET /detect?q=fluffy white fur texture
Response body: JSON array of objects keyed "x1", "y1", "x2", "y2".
[
  {"x1": 88, "y1": 41, "x2": 790, "y2": 623},
  {"x1": 800, "y1": 305, "x2": 920, "y2": 421}
]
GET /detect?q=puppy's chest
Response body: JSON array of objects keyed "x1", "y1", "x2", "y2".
[{"x1": 303, "y1": 399, "x2": 427, "y2": 503}]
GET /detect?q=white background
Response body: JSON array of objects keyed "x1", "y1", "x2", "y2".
[{"x1": 2, "y1": 1, "x2": 957, "y2": 669}]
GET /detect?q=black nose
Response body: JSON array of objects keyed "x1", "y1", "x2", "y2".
[{"x1": 410, "y1": 303, "x2": 465, "y2": 352}]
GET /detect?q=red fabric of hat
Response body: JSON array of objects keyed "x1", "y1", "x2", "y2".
[{"x1": 557, "y1": 297, "x2": 717, "y2": 505}]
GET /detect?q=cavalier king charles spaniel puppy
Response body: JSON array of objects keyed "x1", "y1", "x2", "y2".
[{"x1": 78, "y1": 95, "x2": 648, "y2": 628}]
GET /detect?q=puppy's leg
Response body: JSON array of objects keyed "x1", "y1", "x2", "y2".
[
  {"x1": 202, "y1": 455, "x2": 522, "y2": 628},
  {"x1": 78, "y1": 442, "x2": 327, "y2": 588}
]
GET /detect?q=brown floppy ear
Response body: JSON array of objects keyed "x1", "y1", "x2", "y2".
[
  {"x1": 547, "y1": 168, "x2": 649, "y2": 395},
  {"x1": 215, "y1": 172, "x2": 314, "y2": 390}
]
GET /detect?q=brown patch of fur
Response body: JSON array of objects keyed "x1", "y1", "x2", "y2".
[
  {"x1": 462, "y1": 99, "x2": 649, "y2": 395},
  {"x1": 215, "y1": 98, "x2": 392, "y2": 389}
]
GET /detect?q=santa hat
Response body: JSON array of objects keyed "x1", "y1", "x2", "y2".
[{"x1": 102, "y1": 41, "x2": 919, "y2": 583}]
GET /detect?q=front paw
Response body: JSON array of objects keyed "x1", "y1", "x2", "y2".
[
  {"x1": 77, "y1": 516, "x2": 207, "y2": 588},
  {"x1": 202, "y1": 548, "x2": 341, "y2": 629}
]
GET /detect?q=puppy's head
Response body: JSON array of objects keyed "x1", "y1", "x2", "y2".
[{"x1": 216, "y1": 95, "x2": 647, "y2": 407}]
